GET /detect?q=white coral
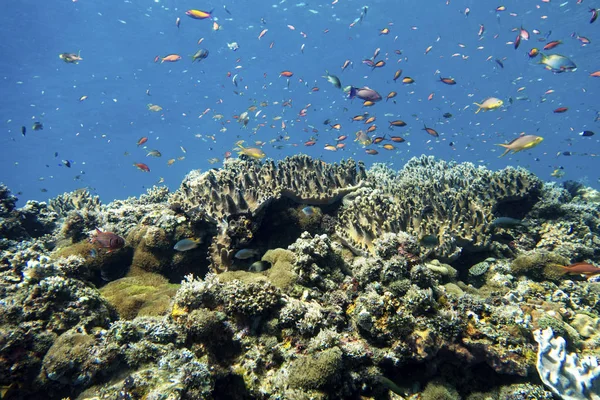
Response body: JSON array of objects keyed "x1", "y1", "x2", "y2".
[{"x1": 534, "y1": 327, "x2": 600, "y2": 400}]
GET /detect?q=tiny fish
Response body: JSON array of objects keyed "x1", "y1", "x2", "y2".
[
  {"x1": 146, "y1": 150, "x2": 162, "y2": 157},
  {"x1": 302, "y1": 206, "x2": 315, "y2": 216},
  {"x1": 491, "y1": 217, "x2": 527, "y2": 228},
  {"x1": 420, "y1": 234, "x2": 439, "y2": 248},
  {"x1": 173, "y1": 238, "x2": 201, "y2": 251},
  {"x1": 234, "y1": 248, "x2": 260, "y2": 259},
  {"x1": 249, "y1": 261, "x2": 269, "y2": 272}
]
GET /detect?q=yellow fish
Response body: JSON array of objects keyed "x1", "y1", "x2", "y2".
[
  {"x1": 237, "y1": 144, "x2": 266, "y2": 159},
  {"x1": 473, "y1": 97, "x2": 503, "y2": 114},
  {"x1": 496, "y1": 135, "x2": 543, "y2": 157}
]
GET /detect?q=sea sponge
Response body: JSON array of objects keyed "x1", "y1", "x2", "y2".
[{"x1": 99, "y1": 272, "x2": 179, "y2": 320}]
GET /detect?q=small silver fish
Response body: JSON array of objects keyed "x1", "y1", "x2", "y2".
[
  {"x1": 234, "y1": 248, "x2": 260, "y2": 259},
  {"x1": 173, "y1": 238, "x2": 201, "y2": 251},
  {"x1": 146, "y1": 150, "x2": 162, "y2": 157}
]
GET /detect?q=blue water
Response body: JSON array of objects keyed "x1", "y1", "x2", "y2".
[{"x1": 1, "y1": 0, "x2": 598, "y2": 206}]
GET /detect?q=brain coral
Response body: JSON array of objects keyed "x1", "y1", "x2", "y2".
[{"x1": 336, "y1": 156, "x2": 542, "y2": 260}]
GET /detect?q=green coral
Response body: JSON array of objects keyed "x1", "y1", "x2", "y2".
[
  {"x1": 287, "y1": 347, "x2": 343, "y2": 390},
  {"x1": 510, "y1": 250, "x2": 569, "y2": 281},
  {"x1": 262, "y1": 248, "x2": 298, "y2": 291},
  {"x1": 421, "y1": 379, "x2": 460, "y2": 400},
  {"x1": 100, "y1": 272, "x2": 179, "y2": 319}
]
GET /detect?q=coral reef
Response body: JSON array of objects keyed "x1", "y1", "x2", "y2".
[
  {"x1": 1, "y1": 155, "x2": 599, "y2": 399},
  {"x1": 336, "y1": 156, "x2": 542, "y2": 260},
  {"x1": 170, "y1": 155, "x2": 367, "y2": 271}
]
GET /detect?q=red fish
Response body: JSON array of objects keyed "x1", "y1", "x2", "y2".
[
  {"x1": 133, "y1": 162, "x2": 150, "y2": 172},
  {"x1": 553, "y1": 107, "x2": 568, "y2": 113},
  {"x1": 91, "y1": 229, "x2": 125, "y2": 252},
  {"x1": 558, "y1": 262, "x2": 600, "y2": 278},
  {"x1": 137, "y1": 136, "x2": 148, "y2": 146},
  {"x1": 543, "y1": 40, "x2": 562, "y2": 50}
]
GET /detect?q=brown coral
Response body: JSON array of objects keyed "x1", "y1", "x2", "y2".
[{"x1": 336, "y1": 156, "x2": 541, "y2": 260}]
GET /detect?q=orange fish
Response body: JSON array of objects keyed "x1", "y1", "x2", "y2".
[
  {"x1": 557, "y1": 262, "x2": 600, "y2": 278},
  {"x1": 161, "y1": 54, "x2": 182, "y2": 63},
  {"x1": 280, "y1": 71, "x2": 293, "y2": 77},
  {"x1": 590, "y1": 71, "x2": 600, "y2": 77},
  {"x1": 543, "y1": 40, "x2": 562, "y2": 50},
  {"x1": 133, "y1": 162, "x2": 150, "y2": 172},
  {"x1": 379, "y1": 28, "x2": 390, "y2": 35},
  {"x1": 258, "y1": 29, "x2": 268, "y2": 39},
  {"x1": 402, "y1": 77, "x2": 415, "y2": 84},
  {"x1": 390, "y1": 136, "x2": 405, "y2": 142},
  {"x1": 386, "y1": 91, "x2": 397, "y2": 101},
  {"x1": 553, "y1": 107, "x2": 568, "y2": 113},
  {"x1": 137, "y1": 136, "x2": 148, "y2": 146},
  {"x1": 186, "y1": 9, "x2": 213, "y2": 20},
  {"x1": 304, "y1": 140, "x2": 316, "y2": 146},
  {"x1": 393, "y1": 69, "x2": 403, "y2": 82},
  {"x1": 528, "y1": 48, "x2": 539, "y2": 58},
  {"x1": 440, "y1": 77, "x2": 456, "y2": 85},
  {"x1": 389, "y1": 120, "x2": 407, "y2": 127},
  {"x1": 365, "y1": 116, "x2": 376, "y2": 124},
  {"x1": 372, "y1": 60, "x2": 386, "y2": 69},
  {"x1": 365, "y1": 149, "x2": 379, "y2": 155},
  {"x1": 423, "y1": 125, "x2": 439, "y2": 137}
]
